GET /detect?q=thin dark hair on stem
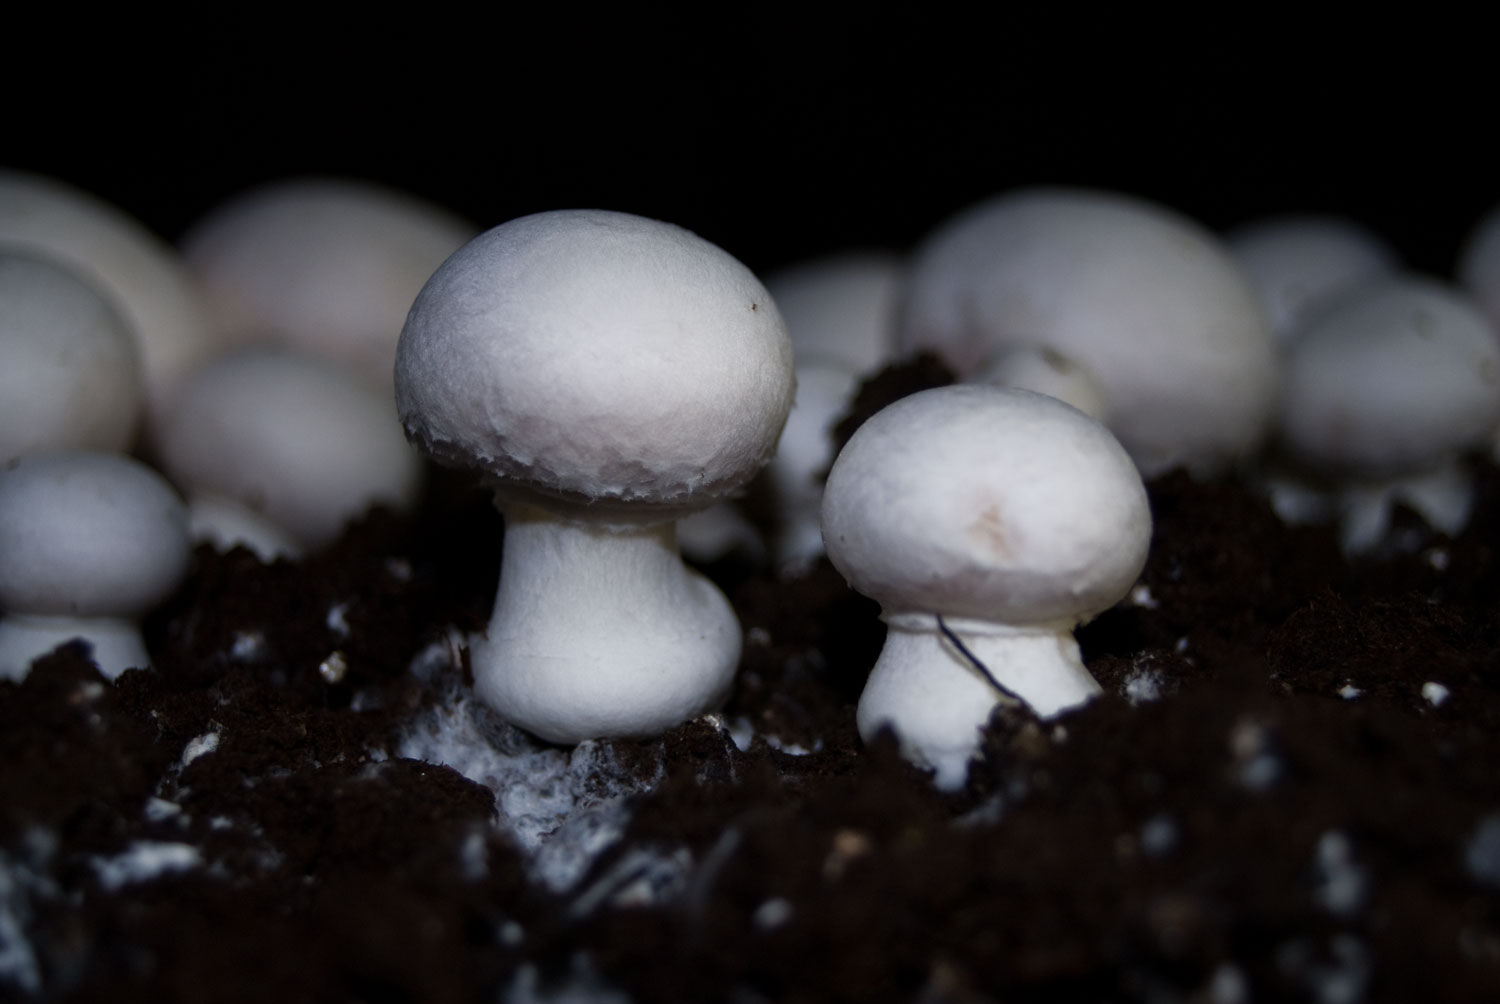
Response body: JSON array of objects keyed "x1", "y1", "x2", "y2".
[{"x1": 936, "y1": 614, "x2": 1024, "y2": 706}]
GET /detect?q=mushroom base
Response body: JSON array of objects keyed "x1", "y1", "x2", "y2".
[
  {"x1": 857, "y1": 617, "x2": 1102, "y2": 790},
  {"x1": 472, "y1": 503, "x2": 741, "y2": 744},
  {"x1": 0, "y1": 613, "x2": 148, "y2": 682},
  {"x1": 1266, "y1": 456, "x2": 1476, "y2": 556}
]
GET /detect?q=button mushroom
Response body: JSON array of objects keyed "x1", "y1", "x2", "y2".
[
  {"x1": 156, "y1": 346, "x2": 424, "y2": 559},
  {"x1": 760, "y1": 252, "x2": 904, "y2": 572},
  {"x1": 1273, "y1": 276, "x2": 1500, "y2": 554},
  {"x1": 1226, "y1": 214, "x2": 1399, "y2": 342},
  {"x1": 763, "y1": 251, "x2": 904, "y2": 376},
  {"x1": 1458, "y1": 201, "x2": 1500, "y2": 336},
  {"x1": 0, "y1": 169, "x2": 214, "y2": 435},
  {"x1": 0, "y1": 451, "x2": 190, "y2": 681},
  {"x1": 180, "y1": 177, "x2": 478, "y2": 391},
  {"x1": 897, "y1": 187, "x2": 1279, "y2": 477},
  {"x1": 395, "y1": 209, "x2": 795, "y2": 743},
  {"x1": 821, "y1": 386, "x2": 1152, "y2": 789},
  {"x1": 0, "y1": 249, "x2": 144, "y2": 464}
]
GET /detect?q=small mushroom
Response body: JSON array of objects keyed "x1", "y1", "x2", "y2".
[
  {"x1": 395, "y1": 209, "x2": 794, "y2": 743},
  {"x1": 1272, "y1": 276, "x2": 1500, "y2": 554},
  {"x1": 156, "y1": 346, "x2": 424, "y2": 559},
  {"x1": 180, "y1": 177, "x2": 478, "y2": 391},
  {"x1": 1226, "y1": 214, "x2": 1399, "y2": 342},
  {"x1": 897, "y1": 187, "x2": 1279, "y2": 477},
  {"x1": 0, "y1": 169, "x2": 214, "y2": 434},
  {"x1": 0, "y1": 451, "x2": 190, "y2": 681},
  {"x1": 763, "y1": 251, "x2": 904, "y2": 374},
  {"x1": 821, "y1": 386, "x2": 1151, "y2": 789},
  {"x1": 1458, "y1": 201, "x2": 1500, "y2": 335},
  {"x1": 973, "y1": 345, "x2": 1108, "y2": 421},
  {"x1": 760, "y1": 252, "x2": 905, "y2": 572},
  {"x1": 0, "y1": 250, "x2": 144, "y2": 464},
  {"x1": 764, "y1": 357, "x2": 864, "y2": 574}
]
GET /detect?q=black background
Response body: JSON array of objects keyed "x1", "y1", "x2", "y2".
[{"x1": 6, "y1": 17, "x2": 1491, "y2": 278}]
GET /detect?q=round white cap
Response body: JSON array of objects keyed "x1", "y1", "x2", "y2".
[
  {"x1": 975, "y1": 345, "x2": 1109, "y2": 421},
  {"x1": 767, "y1": 357, "x2": 864, "y2": 570},
  {"x1": 763, "y1": 251, "x2": 903, "y2": 374},
  {"x1": 396, "y1": 209, "x2": 795, "y2": 520},
  {"x1": 1279, "y1": 276, "x2": 1500, "y2": 476},
  {"x1": 1227, "y1": 214, "x2": 1398, "y2": 341},
  {"x1": 1459, "y1": 203, "x2": 1500, "y2": 334},
  {"x1": 0, "y1": 250, "x2": 144, "y2": 463},
  {"x1": 0, "y1": 169, "x2": 214, "y2": 430},
  {"x1": 158, "y1": 346, "x2": 424, "y2": 547},
  {"x1": 0, "y1": 451, "x2": 190, "y2": 617},
  {"x1": 822, "y1": 386, "x2": 1151, "y2": 626},
  {"x1": 897, "y1": 187, "x2": 1279, "y2": 476},
  {"x1": 181, "y1": 177, "x2": 477, "y2": 390}
]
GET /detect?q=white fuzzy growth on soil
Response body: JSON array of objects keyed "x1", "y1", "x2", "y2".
[
  {"x1": 90, "y1": 841, "x2": 203, "y2": 891},
  {"x1": 396, "y1": 640, "x2": 660, "y2": 893}
]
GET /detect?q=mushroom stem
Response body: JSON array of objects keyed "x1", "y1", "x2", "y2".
[
  {"x1": 1338, "y1": 459, "x2": 1476, "y2": 555},
  {"x1": 473, "y1": 503, "x2": 741, "y2": 744},
  {"x1": 858, "y1": 615, "x2": 1102, "y2": 790}
]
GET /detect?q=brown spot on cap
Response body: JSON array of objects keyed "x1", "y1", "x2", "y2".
[{"x1": 968, "y1": 503, "x2": 1012, "y2": 558}]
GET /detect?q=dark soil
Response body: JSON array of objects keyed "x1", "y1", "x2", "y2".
[{"x1": 5, "y1": 360, "x2": 1500, "y2": 1003}]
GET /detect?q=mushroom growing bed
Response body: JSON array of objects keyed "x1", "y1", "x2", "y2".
[
  {"x1": 4, "y1": 355, "x2": 1500, "y2": 1002},
  {"x1": 7, "y1": 21, "x2": 1500, "y2": 1002}
]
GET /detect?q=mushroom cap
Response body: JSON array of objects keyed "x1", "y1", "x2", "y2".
[
  {"x1": 1279, "y1": 276, "x2": 1500, "y2": 476},
  {"x1": 0, "y1": 451, "x2": 190, "y2": 617},
  {"x1": 767, "y1": 356, "x2": 865, "y2": 569},
  {"x1": 975, "y1": 345, "x2": 1109, "y2": 421},
  {"x1": 396, "y1": 209, "x2": 795, "y2": 520},
  {"x1": 763, "y1": 251, "x2": 903, "y2": 373},
  {"x1": 0, "y1": 169, "x2": 214, "y2": 429},
  {"x1": 1458, "y1": 202, "x2": 1500, "y2": 334},
  {"x1": 897, "y1": 187, "x2": 1278, "y2": 476},
  {"x1": 0, "y1": 250, "x2": 144, "y2": 463},
  {"x1": 158, "y1": 346, "x2": 424, "y2": 547},
  {"x1": 821, "y1": 386, "x2": 1151, "y2": 625},
  {"x1": 1227, "y1": 214, "x2": 1399, "y2": 341},
  {"x1": 180, "y1": 177, "x2": 478, "y2": 390}
]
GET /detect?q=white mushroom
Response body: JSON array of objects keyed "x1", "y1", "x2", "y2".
[
  {"x1": 764, "y1": 357, "x2": 864, "y2": 574},
  {"x1": 395, "y1": 209, "x2": 795, "y2": 743},
  {"x1": 759, "y1": 252, "x2": 904, "y2": 572},
  {"x1": 763, "y1": 251, "x2": 903, "y2": 374},
  {"x1": 1226, "y1": 215, "x2": 1399, "y2": 342},
  {"x1": 973, "y1": 345, "x2": 1108, "y2": 421},
  {"x1": 0, "y1": 250, "x2": 144, "y2": 463},
  {"x1": 897, "y1": 187, "x2": 1279, "y2": 477},
  {"x1": 1274, "y1": 276, "x2": 1500, "y2": 554},
  {"x1": 0, "y1": 169, "x2": 214, "y2": 433},
  {"x1": 156, "y1": 346, "x2": 424, "y2": 558},
  {"x1": 1458, "y1": 202, "x2": 1500, "y2": 335},
  {"x1": 180, "y1": 177, "x2": 478, "y2": 391},
  {"x1": 822, "y1": 386, "x2": 1151, "y2": 789},
  {"x1": 0, "y1": 451, "x2": 190, "y2": 682},
  {"x1": 675, "y1": 502, "x2": 767, "y2": 566}
]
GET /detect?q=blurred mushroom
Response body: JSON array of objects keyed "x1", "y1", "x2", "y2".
[
  {"x1": 180, "y1": 177, "x2": 477, "y2": 391},
  {"x1": 156, "y1": 346, "x2": 424, "y2": 559},
  {"x1": 1227, "y1": 214, "x2": 1399, "y2": 342},
  {"x1": 0, "y1": 250, "x2": 144, "y2": 463},
  {"x1": 898, "y1": 187, "x2": 1279, "y2": 477},
  {"x1": 1272, "y1": 276, "x2": 1500, "y2": 554},
  {"x1": 0, "y1": 169, "x2": 214, "y2": 435},
  {"x1": 0, "y1": 451, "x2": 190, "y2": 681}
]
